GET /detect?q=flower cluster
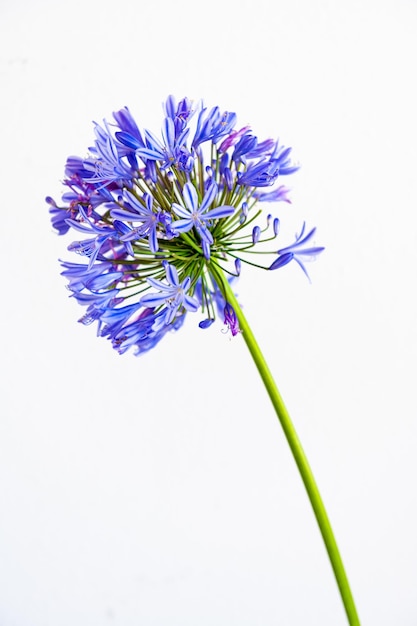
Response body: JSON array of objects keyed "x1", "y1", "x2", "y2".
[{"x1": 47, "y1": 95, "x2": 323, "y2": 355}]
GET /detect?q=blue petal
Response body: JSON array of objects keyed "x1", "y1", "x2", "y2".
[
  {"x1": 165, "y1": 263, "x2": 179, "y2": 286},
  {"x1": 184, "y1": 294, "x2": 199, "y2": 312},
  {"x1": 162, "y1": 117, "x2": 175, "y2": 150},
  {"x1": 183, "y1": 182, "x2": 198, "y2": 212},
  {"x1": 199, "y1": 182, "x2": 218, "y2": 212},
  {"x1": 252, "y1": 225, "x2": 261, "y2": 244},
  {"x1": 202, "y1": 205, "x2": 235, "y2": 220},
  {"x1": 147, "y1": 277, "x2": 170, "y2": 290},
  {"x1": 172, "y1": 203, "x2": 191, "y2": 219},
  {"x1": 140, "y1": 293, "x2": 169, "y2": 307},
  {"x1": 171, "y1": 218, "x2": 193, "y2": 233},
  {"x1": 199, "y1": 319, "x2": 215, "y2": 329},
  {"x1": 136, "y1": 147, "x2": 164, "y2": 161},
  {"x1": 269, "y1": 252, "x2": 294, "y2": 270},
  {"x1": 115, "y1": 131, "x2": 143, "y2": 150}
]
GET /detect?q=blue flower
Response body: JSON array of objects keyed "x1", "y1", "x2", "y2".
[
  {"x1": 192, "y1": 105, "x2": 237, "y2": 149},
  {"x1": 164, "y1": 95, "x2": 195, "y2": 138},
  {"x1": 111, "y1": 191, "x2": 163, "y2": 253},
  {"x1": 136, "y1": 118, "x2": 192, "y2": 171},
  {"x1": 232, "y1": 134, "x2": 259, "y2": 164},
  {"x1": 269, "y1": 223, "x2": 325, "y2": 280},
  {"x1": 140, "y1": 262, "x2": 199, "y2": 324},
  {"x1": 270, "y1": 143, "x2": 300, "y2": 176},
  {"x1": 113, "y1": 106, "x2": 145, "y2": 152},
  {"x1": 171, "y1": 182, "x2": 235, "y2": 258},
  {"x1": 60, "y1": 260, "x2": 115, "y2": 292},
  {"x1": 48, "y1": 94, "x2": 322, "y2": 355},
  {"x1": 237, "y1": 159, "x2": 280, "y2": 187},
  {"x1": 83, "y1": 121, "x2": 134, "y2": 187}
]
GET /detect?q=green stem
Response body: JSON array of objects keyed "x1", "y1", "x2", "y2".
[{"x1": 217, "y1": 270, "x2": 360, "y2": 626}]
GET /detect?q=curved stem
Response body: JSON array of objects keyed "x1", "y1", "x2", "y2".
[{"x1": 217, "y1": 270, "x2": 361, "y2": 625}]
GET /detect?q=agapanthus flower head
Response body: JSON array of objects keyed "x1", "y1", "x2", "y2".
[{"x1": 48, "y1": 95, "x2": 323, "y2": 355}]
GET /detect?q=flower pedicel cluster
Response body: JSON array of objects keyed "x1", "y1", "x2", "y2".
[{"x1": 47, "y1": 95, "x2": 323, "y2": 355}]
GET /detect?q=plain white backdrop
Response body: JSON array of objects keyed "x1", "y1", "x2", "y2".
[{"x1": 1, "y1": 0, "x2": 417, "y2": 624}]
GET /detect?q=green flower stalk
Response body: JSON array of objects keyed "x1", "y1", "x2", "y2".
[{"x1": 217, "y1": 270, "x2": 361, "y2": 625}]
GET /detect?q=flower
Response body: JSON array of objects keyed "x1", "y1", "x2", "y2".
[
  {"x1": 140, "y1": 262, "x2": 199, "y2": 325},
  {"x1": 269, "y1": 223, "x2": 325, "y2": 280},
  {"x1": 48, "y1": 95, "x2": 323, "y2": 355},
  {"x1": 171, "y1": 182, "x2": 235, "y2": 259}
]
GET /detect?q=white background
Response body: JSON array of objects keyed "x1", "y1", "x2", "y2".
[{"x1": 1, "y1": 1, "x2": 417, "y2": 624}]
